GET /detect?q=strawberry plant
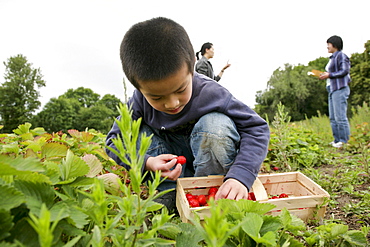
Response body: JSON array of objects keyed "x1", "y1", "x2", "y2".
[
  {"x1": 0, "y1": 104, "x2": 178, "y2": 246},
  {"x1": 1, "y1": 101, "x2": 370, "y2": 245}
]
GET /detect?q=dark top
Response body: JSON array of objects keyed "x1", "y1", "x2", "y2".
[{"x1": 106, "y1": 72, "x2": 270, "y2": 190}]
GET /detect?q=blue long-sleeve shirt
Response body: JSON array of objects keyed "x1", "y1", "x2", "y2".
[
  {"x1": 328, "y1": 50, "x2": 351, "y2": 92},
  {"x1": 106, "y1": 72, "x2": 270, "y2": 190}
]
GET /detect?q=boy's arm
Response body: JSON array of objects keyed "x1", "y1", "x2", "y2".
[{"x1": 223, "y1": 98, "x2": 270, "y2": 191}]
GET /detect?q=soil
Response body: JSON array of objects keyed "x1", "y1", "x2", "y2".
[{"x1": 316, "y1": 163, "x2": 370, "y2": 241}]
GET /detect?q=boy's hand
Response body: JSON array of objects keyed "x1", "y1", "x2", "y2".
[
  {"x1": 146, "y1": 154, "x2": 182, "y2": 180},
  {"x1": 215, "y1": 178, "x2": 249, "y2": 200}
]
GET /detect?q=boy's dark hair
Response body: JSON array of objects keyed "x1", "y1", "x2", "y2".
[
  {"x1": 196, "y1": 42, "x2": 213, "y2": 60},
  {"x1": 327, "y1": 35, "x2": 343, "y2": 51},
  {"x1": 120, "y1": 17, "x2": 195, "y2": 89}
]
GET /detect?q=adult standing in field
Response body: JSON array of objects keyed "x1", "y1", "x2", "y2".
[
  {"x1": 319, "y1": 35, "x2": 351, "y2": 148},
  {"x1": 195, "y1": 42, "x2": 230, "y2": 82}
]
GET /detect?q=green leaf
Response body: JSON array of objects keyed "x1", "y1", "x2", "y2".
[
  {"x1": 41, "y1": 142, "x2": 68, "y2": 159},
  {"x1": 97, "y1": 173, "x2": 121, "y2": 195},
  {"x1": 330, "y1": 223, "x2": 348, "y2": 237},
  {"x1": 241, "y1": 212, "x2": 263, "y2": 238},
  {"x1": 145, "y1": 200, "x2": 165, "y2": 212},
  {"x1": 13, "y1": 122, "x2": 32, "y2": 135},
  {"x1": 176, "y1": 223, "x2": 203, "y2": 247},
  {"x1": 8, "y1": 217, "x2": 39, "y2": 246},
  {"x1": 0, "y1": 155, "x2": 45, "y2": 175},
  {"x1": 14, "y1": 180, "x2": 55, "y2": 216},
  {"x1": 82, "y1": 154, "x2": 103, "y2": 178},
  {"x1": 158, "y1": 223, "x2": 182, "y2": 240},
  {"x1": 50, "y1": 201, "x2": 88, "y2": 228},
  {"x1": 16, "y1": 172, "x2": 52, "y2": 184},
  {"x1": 68, "y1": 176, "x2": 96, "y2": 187},
  {"x1": 259, "y1": 231, "x2": 277, "y2": 246},
  {"x1": 218, "y1": 199, "x2": 276, "y2": 216},
  {"x1": 59, "y1": 150, "x2": 90, "y2": 181},
  {"x1": 343, "y1": 230, "x2": 368, "y2": 246},
  {"x1": 44, "y1": 161, "x2": 61, "y2": 184},
  {"x1": 1, "y1": 143, "x2": 20, "y2": 154},
  {"x1": 0, "y1": 184, "x2": 25, "y2": 211},
  {"x1": 260, "y1": 215, "x2": 282, "y2": 235},
  {"x1": 0, "y1": 208, "x2": 14, "y2": 241}
]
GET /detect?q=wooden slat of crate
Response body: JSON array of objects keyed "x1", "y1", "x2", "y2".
[
  {"x1": 176, "y1": 172, "x2": 330, "y2": 223},
  {"x1": 268, "y1": 207, "x2": 327, "y2": 222},
  {"x1": 176, "y1": 177, "x2": 214, "y2": 223},
  {"x1": 176, "y1": 175, "x2": 268, "y2": 223},
  {"x1": 258, "y1": 172, "x2": 329, "y2": 198},
  {"x1": 260, "y1": 195, "x2": 327, "y2": 209},
  {"x1": 257, "y1": 172, "x2": 330, "y2": 221}
]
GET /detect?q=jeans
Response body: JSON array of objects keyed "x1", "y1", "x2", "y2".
[
  {"x1": 139, "y1": 112, "x2": 240, "y2": 191},
  {"x1": 327, "y1": 86, "x2": 350, "y2": 143}
]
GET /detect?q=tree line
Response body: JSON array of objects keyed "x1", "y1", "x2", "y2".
[
  {"x1": 255, "y1": 40, "x2": 370, "y2": 121},
  {"x1": 0, "y1": 55, "x2": 123, "y2": 134},
  {"x1": 1, "y1": 40, "x2": 369, "y2": 133}
]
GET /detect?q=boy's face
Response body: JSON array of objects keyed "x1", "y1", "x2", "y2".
[{"x1": 138, "y1": 63, "x2": 193, "y2": 115}]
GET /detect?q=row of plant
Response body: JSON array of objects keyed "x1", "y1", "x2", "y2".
[
  {"x1": 0, "y1": 103, "x2": 369, "y2": 246},
  {"x1": 265, "y1": 102, "x2": 370, "y2": 241}
]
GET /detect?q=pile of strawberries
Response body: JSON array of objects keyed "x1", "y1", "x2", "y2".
[
  {"x1": 185, "y1": 187, "x2": 258, "y2": 208},
  {"x1": 185, "y1": 187, "x2": 217, "y2": 208},
  {"x1": 269, "y1": 193, "x2": 289, "y2": 199}
]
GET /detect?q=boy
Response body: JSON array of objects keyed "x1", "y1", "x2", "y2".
[{"x1": 106, "y1": 17, "x2": 270, "y2": 210}]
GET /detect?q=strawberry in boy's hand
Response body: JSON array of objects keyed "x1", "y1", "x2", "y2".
[{"x1": 176, "y1": 156, "x2": 186, "y2": 165}]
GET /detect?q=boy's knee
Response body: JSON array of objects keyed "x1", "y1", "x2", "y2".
[
  {"x1": 193, "y1": 112, "x2": 236, "y2": 136},
  {"x1": 191, "y1": 113, "x2": 240, "y2": 168}
]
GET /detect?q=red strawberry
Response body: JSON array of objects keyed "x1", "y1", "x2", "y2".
[
  {"x1": 279, "y1": 193, "x2": 288, "y2": 198},
  {"x1": 185, "y1": 193, "x2": 194, "y2": 200},
  {"x1": 248, "y1": 192, "x2": 256, "y2": 201},
  {"x1": 198, "y1": 195, "x2": 207, "y2": 206},
  {"x1": 271, "y1": 196, "x2": 279, "y2": 199},
  {"x1": 188, "y1": 198, "x2": 199, "y2": 207},
  {"x1": 273, "y1": 167, "x2": 279, "y2": 171},
  {"x1": 176, "y1": 156, "x2": 186, "y2": 165},
  {"x1": 208, "y1": 193, "x2": 216, "y2": 200},
  {"x1": 208, "y1": 187, "x2": 218, "y2": 195},
  {"x1": 247, "y1": 193, "x2": 253, "y2": 200}
]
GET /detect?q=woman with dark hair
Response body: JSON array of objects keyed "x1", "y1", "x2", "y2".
[
  {"x1": 319, "y1": 35, "x2": 351, "y2": 148},
  {"x1": 195, "y1": 42, "x2": 230, "y2": 82}
]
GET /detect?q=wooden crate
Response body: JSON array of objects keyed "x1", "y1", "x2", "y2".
[
  {"x1": 257, "y1": 172, "x2": 330, "y2": 222},
  {"x1": 176, "y1": 172, "x2": 330, "y2": 223}
]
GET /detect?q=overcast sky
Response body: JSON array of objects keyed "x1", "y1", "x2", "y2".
[{"x1": 1, "y1": 0, "x2": 369, "y2": 109}]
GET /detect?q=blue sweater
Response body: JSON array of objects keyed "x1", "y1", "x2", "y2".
[
  {"x1": 328, "y1": 51, "x2": 351, "y2": 92},
  {"x1": 106, "y1": 72, "x2": 270, "y2": 190}
]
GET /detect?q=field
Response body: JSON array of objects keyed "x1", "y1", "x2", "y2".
[
  {"x1": 0, "y1": 103, "x2": 369, "y2": 246},
  {"x1": 265, "y1": 103, "x2": 370, "y2": 242}
]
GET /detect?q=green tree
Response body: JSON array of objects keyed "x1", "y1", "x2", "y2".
[
  {"x1": 99, "y1": 94, "x2": 123, "y2": 113},
  {"x1": 32, "y1": 97, "x2": 81, "y2": 132},
  {"x1": 61, "y1": 87, "x2": 100, "y2": 108},
  {"x1": 0, "y1": 54, "x2": 45, "y2": 133},
  {"x1": 75, "y1": 94, "x2": 122, "y2": 133},
  {"x1": 349, "y1": 40, "x2": 370, "y2": 107},
  {"x1": 76, "y1": 105, "x2": 115, "y2": 133},
  {"x1": 255, "y1": 61, "x2": 327, "y2": 121},
  {"x1": 32, "y1": 90, "x2": 121, "y2": 133}
]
